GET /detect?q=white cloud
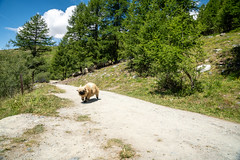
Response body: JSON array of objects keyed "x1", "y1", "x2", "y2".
[
  {"x1": 5, "y1": 6, "x2": 76, "y2": 39},
  {"x1": 5, "y1": 27, "x2": 18, "y2": 32},
  {"x1": 43, "y1": 5, "x2": 76, "y2": 39},
  {"x1": 5, "y1": 27, "x2": 23, "y2": 33},
  {"x1": 190, "y1": 10, "x2": 199, "y2": 20}
]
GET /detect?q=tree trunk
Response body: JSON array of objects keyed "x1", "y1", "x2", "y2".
[
  {"x1": 184, "y1": 70, "x2": 195, "y2": 90},
  {"x1": 32, "y1": 70, "x2": 35, "y2": 84}
]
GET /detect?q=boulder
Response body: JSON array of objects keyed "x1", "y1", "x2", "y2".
[
  {"x1": 197, "y1": 64, "x2": 211, "y2": 73},
  {"x1": 213, "y1": 49, "x2": 222, "y2": 53},
  {"x1": 72, "y1": 71, "x2": 81, "y2": 77},
  {"x1": 220, "y1": 33, "x2": 226, "y2": 36},
  {"x1": 83, "y1": 68, "x2": 88, "y2": 74}
]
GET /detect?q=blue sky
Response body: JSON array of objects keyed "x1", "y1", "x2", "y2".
[
  {"x1": 0, "y1": 0, "x2": 209, "y2": 50},
  {"x1": 0, "y1": 0, "x2": 88, "y2": 50}
]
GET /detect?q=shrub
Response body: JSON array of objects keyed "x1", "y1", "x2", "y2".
[
  {"x1": 35, "y1": 72, "x2": 50, "y2": 83},
  {"x1": 0, "y1": 50, "x2": 31, "y2": 98}
]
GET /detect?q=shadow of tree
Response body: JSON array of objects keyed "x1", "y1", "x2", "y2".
[{"x1": 221, "y1": 46, "x2": 240, "y2": 78}]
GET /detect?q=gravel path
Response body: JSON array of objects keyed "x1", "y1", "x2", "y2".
[{"x1": 0, "y1": 84, "x2": 240, "y2": 160}]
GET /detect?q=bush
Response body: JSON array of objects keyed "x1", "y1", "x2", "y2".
[
  {"x1": 122, "y1": 1, "x2": 204, "y2": 95},
  {"x1": 0, "y1": 50, "x2": 31, "y2": 98},
  {"x1": 35, "y1": 72, "x2": 50, "y2": 83}
]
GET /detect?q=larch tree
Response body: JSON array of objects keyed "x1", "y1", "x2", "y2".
[{"x1": 11, "y1": 13, "x2": 55, "y2": 83}]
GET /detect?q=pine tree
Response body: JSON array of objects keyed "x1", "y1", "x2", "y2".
[
  {"x1": 67, "y1": 2, "x2": 97, "y2": 71},
  {"x1": 101, "y1": 0, "x2": 130, "y2": 63},
  {"x1": 217, "y1": 0, "x2": 240, "y2": 32},
  {"x1": 123, "y1": 0, "x2": 204, "y2": 93},
  {"x1": 198, "y1": 0, "x2": 240, "y2": 34},
  {"x1": 10, "y1": 13, "x2": 55, "y2": 83},
  {"x1": 11, "y1": 14, "x2": 54, "y2": 57}
]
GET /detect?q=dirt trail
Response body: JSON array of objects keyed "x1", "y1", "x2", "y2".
[{"x1": 1, "y1": 84, "x2": 240, "y2": 160}]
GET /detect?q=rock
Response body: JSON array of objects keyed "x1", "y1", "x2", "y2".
[
  {"x1": 133, "y1": 75, "x2": 138, "y2": 79},
  {"x1": 208, "y1": 36, "x2": 213, "y2": 38},
  {"x1": 197, "y1": 64, "x2": 211, "y2": 73},
  {"x1": 113, "y1": 65, "x2": 118, "y2": 68},
  {"x1": 232, "y1": 44, "x2": 240, "y2": 48},
  {"x1": 72, "y1": 71, "x2": 81, "y2": 77},
  {"x1": 49, "y1": 80, "x2": 59, "y2": 84},
  {"x1": 213, "y1": 49, "x2": 222, "y2": 53},
  {"x1": 83, "y1": 68, "x2": 88, "y2": 75},
  {"x1": 204, "y1": 59, "x2": 210, "y2": 63},
  {"x1": 33, "y1": 84, "x2": 42, "y2": 89},
  {"x1": 220, "y1": 33, "x2": 226, "y2": 36}
]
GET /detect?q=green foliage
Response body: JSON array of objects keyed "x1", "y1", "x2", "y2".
[
  {"x1": 0, "y1": 84, "x2": 70, "y2": 120},
  {"x1": 221, "y1": 46, "x2": 240, "y2": 78},
  {"x1": 51, "y1": 37, "x2": 75, "y2": 80},
  {"x1": 35, "y1": 72, "x2": 51, "y2": 83},
  {"x1": 101, "y1": 0, "x2": 130, "y2": 62},
  {"x1": 198, "y1": 0, "x2": 240, "y2": 35},
  {"x1": 10, "y1": 14, "x2": 55, "y2": 83},
  {"x1": 51, "y1": 0, "x2": 130, "y2": 79},
  {"x1": 10, "y1": 14, "x2": 55, "y2": 57},
  {"x1": 0, "y1": 50, "x2": 31, "y2": 98},
  {"x1": 122, "y1": 0, "x2": 204, "y2": 93},
  {"x1": 51, "y1": 0, "x2": 237, "y2": 94}
]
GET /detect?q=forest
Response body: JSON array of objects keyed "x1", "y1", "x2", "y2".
[{"x1": 0, "y1": 0, "x2": 240, "y2": 98}]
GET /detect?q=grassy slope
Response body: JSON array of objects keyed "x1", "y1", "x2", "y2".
[
  {"x1": 0, "y1": 84, "x2": 71, "y2": 120},
  {"x1": 66, "y1": 32, "x2": 240, "y2": 123}
]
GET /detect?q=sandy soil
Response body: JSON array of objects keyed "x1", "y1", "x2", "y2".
[{"x1": 0, "y1": 84, "x2": 240, "y2": 160}]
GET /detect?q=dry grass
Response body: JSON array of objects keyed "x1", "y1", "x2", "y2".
[
  {"x1": 0, "y1": 83, "x2": 72, "y2": 120},
  {"x1": 76, "y1": 115, "x2": 91, "y2": 122},
  {"x1": 105, "y1": 138, "x2": 136, "y2": 159}
]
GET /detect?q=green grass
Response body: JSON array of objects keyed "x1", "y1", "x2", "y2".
[
  {"x1": 0, "y1": 83, "x2": 71, "y2": 120},
  {"x1": 67, "y1": 32, "x2": 240, "y2": 123},
  {"x1": 76, "y1": 115, "x2": 91, "y2": 122},
  {"x1": 201, "y1": 32, "x2": 240, "y2": 67},
  {"x1": 42, "y1": 46, "x2": 58, "y2": 64},
  {"x1": 105, "y1": 138, "x2": 136, "y2": 159},
  {"x1": 23, "y1": 124, "x2": 45, "y2": 135}
]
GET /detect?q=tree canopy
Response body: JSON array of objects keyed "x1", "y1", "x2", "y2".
[
  {"x1": 197, "y1": 0, "x2": 240, "y2": 35},
  {"x1": 11, "y1": 14, "x2": 55, "y2": 57},
  {"x1": 11, "y1": 14, "x2": 54, "y2": 83},
  {"x1": 51, "y1": 0, "x2": 238, "y2": 93}
]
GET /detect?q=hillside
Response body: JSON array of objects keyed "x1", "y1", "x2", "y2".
[{"x1": 61, "y1": 32, "x2": 240, "y2": 123}]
